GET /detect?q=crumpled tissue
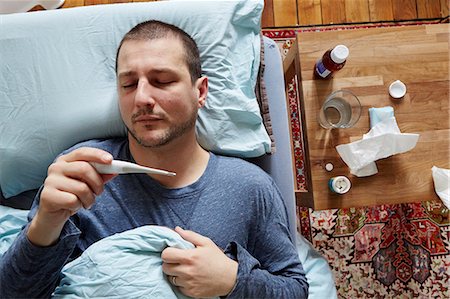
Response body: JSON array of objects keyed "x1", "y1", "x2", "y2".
[
  {"x1": 336, "y1": 107, "x2": 420, "y2": 177},
  {"x1": 368, "y1": 106, "x2": 394, "y2": 128},
  {"x1": 432, "y1": 166, "x2": 450, "y2": 209}
]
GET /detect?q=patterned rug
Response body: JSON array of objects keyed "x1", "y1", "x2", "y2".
[{"x1": 262, "y1": 19, "x2": 450, "y2": 298}]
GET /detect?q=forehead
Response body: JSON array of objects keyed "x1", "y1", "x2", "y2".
[{"x1": 117, "y1": 37, "x2": 187, "y2": 73}]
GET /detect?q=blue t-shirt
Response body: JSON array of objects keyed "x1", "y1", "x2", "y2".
[{"x1": 0, "y1": 138, "x2": 308, "y2": 298}]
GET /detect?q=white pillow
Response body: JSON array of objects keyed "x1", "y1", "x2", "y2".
[{"x1": 0, "y1": 0, "x2": 270, "y2": 199}]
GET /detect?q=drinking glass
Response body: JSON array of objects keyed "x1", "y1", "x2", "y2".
[{"x1": 318, "y1": 90, "x2": 361, "y2": 129}]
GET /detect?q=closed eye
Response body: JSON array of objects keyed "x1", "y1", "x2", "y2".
[
  {"x1": 122, "y1": 82, "x2": 137, "y2": 89},
  {"x1": 154, "y1": 80, "x2": 174, "y2": 86}
]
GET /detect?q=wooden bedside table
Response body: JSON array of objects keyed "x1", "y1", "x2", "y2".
[{"x1": 283, "y1": 24, "x2": 449, "y2": 210}]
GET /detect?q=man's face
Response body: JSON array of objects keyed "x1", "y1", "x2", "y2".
[{"x1": 116, "y1": 37, "x2": 206, "y2": 148}]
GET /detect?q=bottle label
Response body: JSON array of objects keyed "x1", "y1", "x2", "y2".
[{"x1": 315, "y1": 59, "x2": 331, "y2": 78}]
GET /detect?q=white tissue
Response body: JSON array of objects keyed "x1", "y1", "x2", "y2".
[
  {"x1": 432, "y1": 166, "x2": 450, "y2": 209},
  {"x1": 336, "y1": 117, "x2": 419, "y2": 177}
]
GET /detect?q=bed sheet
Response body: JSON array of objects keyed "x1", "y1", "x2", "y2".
[
  {"x1": 0, "y1": 206, "x2": 28, "y2": 258},
  {"x1": 0, "y1": 207, "x2": 337, "y2": 299}
]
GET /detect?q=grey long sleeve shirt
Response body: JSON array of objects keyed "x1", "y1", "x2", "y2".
[{"x1": 0, "y1": 138, "x2": 308, "y2": 299}]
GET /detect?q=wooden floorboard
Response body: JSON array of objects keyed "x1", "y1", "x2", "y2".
[
  {"x1": 263, "y1": 0, "x2": 448, "y2": 27},
  {"x1": 321, "y1": 0, "x2": 346, "y2": 24},
  {"x1": 368, "y1": 0, "x2": 394, "y2": 22},
  {"x1": 393, "y1": 0, "x2": 418, "y2": 20},
  {"x1": 273, "y1": 0, "x2": 298, "y2": 27},
  {"x1": 297, "y1": 0, "x2": 322, "y2": 26},
  {"x1": 345, "y1": 0, "x2": 370, "y2": 23},
  {"x1": 441, "y1": 0, "x2": 450, "y2": 17},
  {"x1": 417, "y1": 0, "x2": 442, "y2": 18},
  {"x1": 61, "y1": 0, "x2": 84, "y2": 7},
  {"x1": 262, "y1": 0, "x2": 275, "y2": 28},
  {"x1": 28, "y1": 0, "x2": 450, "y2": 28}
]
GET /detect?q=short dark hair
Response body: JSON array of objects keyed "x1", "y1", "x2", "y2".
[{"x1": 115, "y1": 20, "x2": 202, "y2": 83}]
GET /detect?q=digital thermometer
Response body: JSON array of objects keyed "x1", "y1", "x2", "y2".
[{"x1": 91, "y1": 160, "x2": 176, "y2": 177}]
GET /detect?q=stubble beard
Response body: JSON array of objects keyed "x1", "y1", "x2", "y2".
[{"x1": 127, "y1": 111, "x2": 198, "y2": 148}]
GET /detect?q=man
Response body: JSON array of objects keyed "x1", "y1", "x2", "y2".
[{"x1": 0, "y1": 20, "x2": 308, "y2": 298}]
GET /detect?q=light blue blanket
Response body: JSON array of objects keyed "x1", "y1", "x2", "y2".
[
  {"x1": 0, "y1": 206, "x2": 28, "y2": 257},
  {"x1": 53, "y1": 226, "x2": 197, "y2": 299},
  {"x1": 0, "y1": 206, "x2": 337, "y2": 299}
]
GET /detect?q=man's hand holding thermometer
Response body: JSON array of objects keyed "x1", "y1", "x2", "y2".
[{"x1": 27, "y1": 147, "x2": 175, "y2": 247}]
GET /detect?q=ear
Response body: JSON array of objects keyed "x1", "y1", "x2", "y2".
[{"x1": 195, "y1": 76, "x2": 208, "y2": 108}]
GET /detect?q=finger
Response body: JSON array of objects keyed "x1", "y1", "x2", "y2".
[
  {"x1": 162, "y1": 262, "x2": 183, "y2": 276},
  {"x1": 60, "y1": 191, "x2": 84, "y2": 212},
  {"x1": 175, "y1": 226, "x2": 211, "y2": 247},
  {"x1": 161, "y1": 247, "x2": 189, "y2": 264},
  {"x1": 42, "y1": 186, "x2": 83, "y2": 212},
  {"x1": 54, "y1": 161, "x2": 106, "y2": 196},
  {"x1": 168, "y1": 275, "x2": 185, "y2": 288},
  {"x1": 46, "y1": 175, "x2": 96, "y2": 209},
  {"x1": 58, "y1": 147, "x2": 113, "y2": 164},
  {"x1": 60, "y1": 178, "x2": 96, "y2": 209}
]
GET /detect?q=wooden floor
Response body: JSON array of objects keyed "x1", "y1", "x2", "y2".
[
  {"x1": 262, "y1": 0, "x2": 449, "y2": 27},
  {"x1": 31, "y1": 0, "x2": 449, "y2": 28}
]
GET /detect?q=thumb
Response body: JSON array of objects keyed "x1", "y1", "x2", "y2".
[{"x1": 175, "y1": 226, "x2": 210, "y2": 247}]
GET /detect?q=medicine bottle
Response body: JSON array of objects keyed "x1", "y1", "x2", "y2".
[
  {"x1": 314, "y1": 45, "x2": 349, "y2": 79},
  {"x1": 328, "y1": 176, "x2": 351, "y2": 194}
]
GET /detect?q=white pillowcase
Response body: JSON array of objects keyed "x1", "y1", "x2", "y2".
[{"x1": 0, "y1": 0, "x2": 270, "y2": 199}]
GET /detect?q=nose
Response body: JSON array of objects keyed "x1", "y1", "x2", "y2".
[{"x1": 135, "y1": 79, "x2": 156, "y2": 108}]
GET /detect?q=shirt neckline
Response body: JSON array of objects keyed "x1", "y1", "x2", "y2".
[{"x1": 120, "y1": 140, "x2": 216, "y2": 199}]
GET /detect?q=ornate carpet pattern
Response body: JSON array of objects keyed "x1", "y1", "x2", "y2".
[
  {"x1": 262, "y1": 20, "x2": 450, "y2": 298},
  {"x1": 296, "y1": 203, "x2": 450, "y2": 298}
]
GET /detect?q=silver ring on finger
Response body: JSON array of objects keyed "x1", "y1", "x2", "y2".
[{"x1": 171, "y1": 275, "x2": 178, "y2": 286}]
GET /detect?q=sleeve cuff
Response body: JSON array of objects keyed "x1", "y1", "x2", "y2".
[
  {"x1": 223, "y1": 241, "x2": 261, "y2": 298},
  {"x1": 21, "y1": 219, "x2": 81, "y2": 267}
]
